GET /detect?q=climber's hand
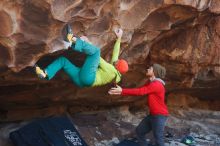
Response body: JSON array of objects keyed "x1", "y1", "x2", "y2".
[{"x1": 114, "y1": 28, "x2": 123, "y2": 39}]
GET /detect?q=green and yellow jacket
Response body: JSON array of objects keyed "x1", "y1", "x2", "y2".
[{"x1": 92, "y1": 39, "x2": 121, "y2": 86}]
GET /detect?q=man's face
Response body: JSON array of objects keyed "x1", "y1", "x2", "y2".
[{"x1": 145, "y1": 66, "x2": 154, "y2": 77}]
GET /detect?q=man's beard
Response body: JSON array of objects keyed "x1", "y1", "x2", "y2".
[{"x1": 146, "y1": 74, "x2": 152, "y2": 78}]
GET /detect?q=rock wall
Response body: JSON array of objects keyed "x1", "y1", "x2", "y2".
[{"x1": 0, "y1": 0, "x2": 220, "y2": 121}]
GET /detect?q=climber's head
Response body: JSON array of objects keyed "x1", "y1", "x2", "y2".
[{"x1": 114, "y1": 59, "x2": 129, "y2": 74}]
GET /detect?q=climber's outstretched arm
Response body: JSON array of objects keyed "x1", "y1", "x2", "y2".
[{"x1": 110, "y1": 28, "x2": 123, "y2": 64}]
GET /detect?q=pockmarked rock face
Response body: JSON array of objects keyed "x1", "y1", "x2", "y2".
[{"x1": 0, "y1": 0, "x2": 219, "y2": 121}]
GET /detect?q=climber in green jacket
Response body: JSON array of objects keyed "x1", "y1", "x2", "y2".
[{"x1": 35, "y1": 26, "x2": 128, "y2": 87}]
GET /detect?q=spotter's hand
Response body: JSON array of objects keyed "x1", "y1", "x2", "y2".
[{"x1": 108, "y1": 85, "x2": 122, "y2": 95}]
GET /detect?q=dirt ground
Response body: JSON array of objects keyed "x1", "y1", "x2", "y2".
[{"x1": 0, "y1": 106, "x2": 220, "y2": 146}]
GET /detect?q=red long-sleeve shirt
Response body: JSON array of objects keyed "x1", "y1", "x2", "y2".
[{"x1": 121, "y1": 80, "x2": 169, "y2": 116}]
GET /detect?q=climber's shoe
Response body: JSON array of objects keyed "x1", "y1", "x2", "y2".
[
  {"x1": 65, "y1": 24, "x2": 73, "y2": 43},
  {"x1": 35, "y1": 65, "x2": 47, "y2": 79}
]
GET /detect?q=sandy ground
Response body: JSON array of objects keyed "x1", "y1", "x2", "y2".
[{"x1": 0, "y1": 106, "x2": 220, "y2": 146}]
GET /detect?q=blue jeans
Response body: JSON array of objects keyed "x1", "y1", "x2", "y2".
[
  {"x1": 136, "y1": 115, "x2": 167, "y2": 146},
  {"x1": 45, "y1": 39, "x2": 100, "y2": 87}
]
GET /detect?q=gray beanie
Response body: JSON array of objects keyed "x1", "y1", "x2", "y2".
[{"x1": 152, "y1": 64, "x2": 166, "y2": 79}]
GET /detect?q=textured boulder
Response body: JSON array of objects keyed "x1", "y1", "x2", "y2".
[{"x1": 0, "y1": 0, "x2": 220, "y2": 121}]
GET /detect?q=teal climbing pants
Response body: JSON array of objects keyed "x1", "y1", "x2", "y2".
[{"x1": 45, "y1": 38, "x2": 100, "y2": 87}]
